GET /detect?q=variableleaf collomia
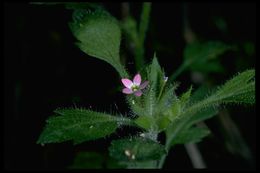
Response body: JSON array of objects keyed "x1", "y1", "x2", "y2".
[
  {"x1": 37, "y1": 108, "x2": 132, "y2": 145},
  {"x1": 69, "y1": 9, "x2": 128, "y2": 77}
]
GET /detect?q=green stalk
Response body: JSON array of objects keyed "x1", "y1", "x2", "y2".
[
  {"x1": 134, "y1": 2, "x2": 152, "y2": 71},
  {"x1": 139, "y1": 2, "x2": 152, "y2": 46}
]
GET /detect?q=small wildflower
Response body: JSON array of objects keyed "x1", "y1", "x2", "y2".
[{"x1": 121, "y1": 74, "x2": 149, "y2": 97}]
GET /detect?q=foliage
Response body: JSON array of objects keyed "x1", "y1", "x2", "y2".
[
  {"x1": 169, "y1": 41, "x2": 233, "y2": 82},
  {"x1": 37, "y1": 108, "x2": 132, "y2": 145},
  {"x1": 69, "y1": 9, "x2": 128, "y2": 77},
  {"x1": 109, "y1": 137, "x2": 166, "y2": 162}
]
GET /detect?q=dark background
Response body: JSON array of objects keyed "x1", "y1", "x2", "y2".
[{"x1": 4, "y1": 2, "x2": 255, "y2": 170}]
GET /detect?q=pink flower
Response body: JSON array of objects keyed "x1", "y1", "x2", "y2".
[{"x1": 121, "y1": 74, "x2": 149, "y2": 96}]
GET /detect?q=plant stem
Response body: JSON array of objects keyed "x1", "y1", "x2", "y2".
[
  {"x1": 158, "y1": 133, "x2": 176, "y2": 168},
  {"x1": 139, "y1": 2, "x2": 151, "y2": 46},
  {"x1": 158, "y1": 154, "x2": 167, "y2": 168},
  {"x1": 134, "y1": 2, "x2": 152, "y2": 71},
  {"x1": 184, "y1": 143, "x2": 206, "y2": 168}
]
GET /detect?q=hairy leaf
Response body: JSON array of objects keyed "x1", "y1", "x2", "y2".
[
  {"x1": 189, "y1": 85, "x2": 210, "y2": 103},
  {"x1": 143, "y1": 55, "x2": 164, "y2": 117},
  {"x1": 157, "y1": 84, "x2": 178, "y2": 110},
  {"x1": 109, "y1": 137, "x2": 166, "y2": 162},
  {"x1": 69, "y1": 9, "x2": 128, "y2": 77},
  {"x1": 180, "y1": 85, "x2": 193, "y2": 108},
  {"x1": 148, "y1": 55, "x2": 164, "y2": 93},
  {"x1": 134, "y1": 116, "x2": 154, "y2": 130},
  {"x1": 166, "y1": 69, "x2": 255, "y2": 148},
  {"x1": 184, "y1": 69, "x2": 255, "y2": 117},
  {"x1": 156, "y1": 115, "x2": 172, "y2": 132},
  {"x1": 37, "y1": 108, "x2": 131, "y2": 145},
  {"x1": 213, "y1": 69, "x2": 255, "y2": 104}
]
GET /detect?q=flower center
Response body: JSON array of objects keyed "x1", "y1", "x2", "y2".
[{"x1": 131, "y1": 84, "x2": 139, "y2": 91}]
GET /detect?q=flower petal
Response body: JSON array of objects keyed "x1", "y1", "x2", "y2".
[
  {"x1": 134, "y1": 90, "x2": 142, "y2": 97},
  {"x1": 133, "y1": 74, "x2": 141, "y2": 86},
  {"x1": 140, "y1": 81, "x2": 149, "y2": 89},
  {"x1": 121, "y1": 79, "x2": 133, "y2": 88},
  {"x1": 122, "y1": 88, "x2": 133, "y2": 94}
]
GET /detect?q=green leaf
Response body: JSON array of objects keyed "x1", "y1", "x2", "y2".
[
  {"x1": 166, "y1": 107, "x2": 218, "y2": 143},
  {"x1": 168, "y1": 101, "x2": 181, "y2": 121},
  {"x1": 189, "y1": 85, "x2": 210, "y2": 103},
  {"x1": 109, "y1": 138, "x2": 166, "y2": 162},
  {"x1": 142, "y1": 54, "x2": 164, "y2": 117},
  {"x1": 157, "y1": 84, "x2": 178, "y2": 116},
  {"x1": 180, "y1": 85, "x2": 193, "y2": 106},
  {"x1": 69, "y1": 9, "x2": 128, "y2": 77},
  {"x1": 148, "y1": 54, "x2": 164, "y2": 92},
  {"x1": 166, "y1": 69, "x2": 255, "y2": 149},
  {"x1": 184, "y1": 69, "x2": 255, "y2": 117},
  {"x1": 134, "y1": 116, "x2": 154, "y2": 130},
  {"x1": 156, "y1": 115, "x2": 171, "y2": 132},
  {"x1": 37, "y1": 108, "x2": 131, "y2": 145},
  {"x1": 172, "y1": 127, "x2": 211, "y2": 145},
  {"x1": 126, "y1": 96, "x2": 145, "y2": 117},
  {"x1": 213, "y1": 69, "x2": 255, "y2": 104},
  {"x1": 184, "y1": 41, "x2": 231, "y2": 73}
]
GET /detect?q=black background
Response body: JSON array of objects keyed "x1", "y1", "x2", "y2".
[{"x1": 4, "y1": 2, "x2": 256, "y2": 170}]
